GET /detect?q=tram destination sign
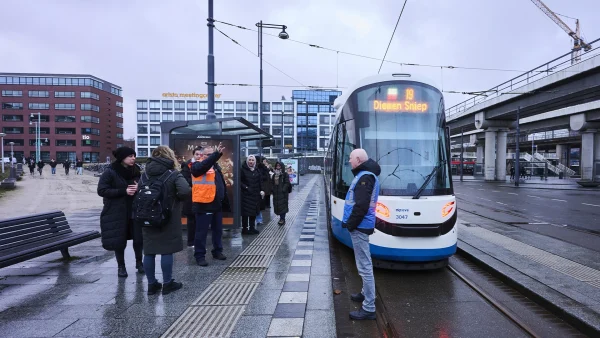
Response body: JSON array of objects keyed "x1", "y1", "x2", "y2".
[{"x1": 372, "y1": 87, "x2": 429, "y2": 113}]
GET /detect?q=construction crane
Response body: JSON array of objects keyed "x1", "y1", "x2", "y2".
[{"x1": 530, "y1": 0, "x2": 592, "y2": 64}]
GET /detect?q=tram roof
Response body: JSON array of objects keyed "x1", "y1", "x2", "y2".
[{"x1": 333, "y1": 73, "x2": 440, "y2": 110}]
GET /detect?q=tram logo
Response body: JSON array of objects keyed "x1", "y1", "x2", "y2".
[
  {"x1": 387, "y1": 88, "x2": 398, "y2": 101},
  {"x1": 376, "y1": 202, "x2": 390, "y2": 218}
]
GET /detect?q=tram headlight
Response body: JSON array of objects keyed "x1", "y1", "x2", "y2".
[{"x1": 441, "y1": 201, "x2": 455, "y2": 218}]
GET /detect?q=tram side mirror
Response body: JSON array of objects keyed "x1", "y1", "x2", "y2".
[{"x1": 261, "y1": 139, "x2": 275, "y2": 148}]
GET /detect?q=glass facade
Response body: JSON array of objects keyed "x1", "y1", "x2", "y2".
[{"x1": 292, "y1": 90, "x2": 342, "y2": 152}]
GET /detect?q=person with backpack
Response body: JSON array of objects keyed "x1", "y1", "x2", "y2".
[
  {"x1": 137, "y1": 146, "x2": 190, "y2": 295},
  {"x1": 49, "y1": 159, "x2": 58, "y2": 175},
  {"x1": 191, "y1": 144, "x2": 228, "y2": 267},
  {"x1": 271, "y1": 162, "x2": 291, "y2": 226},
  {"x1": 97, "y1": 147, "x2": 143, "y2": 278}
]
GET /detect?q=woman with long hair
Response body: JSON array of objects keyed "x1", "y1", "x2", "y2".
[
  {"x1": 271, "y1": 162, "x2": 291, "y2": 225},
  {"x1": 97, "y1": 147, "x2": 143, "y2": 277},
  {"x1": 240, "y1": 155, "x2": 264, "y2": 234},
  {"x1": 141, "y1": 146, "x2": 190, "y2": 295}
]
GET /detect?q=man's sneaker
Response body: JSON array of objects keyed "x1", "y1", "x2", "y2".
[
  {"x1": 196, "y1": 258, "x2": 208, "y2": 267},
  {"x1": 147, "y1": 281, "x2": 162, "y2": 295},
  {"x1": 162, "y1": 280, "x2": 183, "y2": 295},
  {"x1": 349, "y1": 308, "x2": 376, "y2": 320},
  {"x1": 213, "y1": 253, "x2": 227, "y2": 260},
  {"x1": 350, "y1": 292, "x2": 365, "y2": 303}
]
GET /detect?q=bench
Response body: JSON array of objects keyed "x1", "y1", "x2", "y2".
[{"x1": 0, "y1": 211, "x2": 101, "y2": 269}]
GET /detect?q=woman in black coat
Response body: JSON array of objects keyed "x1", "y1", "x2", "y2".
[
  {"x1": 240, "y1": 155, "x2": 263, "y2": 235},
  {"x1": 97, "y1": 147, "x2": 143, "y2": 278},
  {"x1": 141, "y1": 146, "x2": 191, "y2": 296},
  {"x1": 271, "y1": 162, "x2": 291, "y2": 225}
]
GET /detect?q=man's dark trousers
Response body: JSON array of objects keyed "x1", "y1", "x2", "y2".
[{"x1": 194, "y1": 212, "x2": 223, "y2": 260}]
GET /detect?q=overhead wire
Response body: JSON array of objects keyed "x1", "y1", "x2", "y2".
[
  {"x1": 378, "y1": 0, "x2": 408, "y2": 74},
  {"x1": 214, "y1": 82, "x2": 345, "y2": 89}
]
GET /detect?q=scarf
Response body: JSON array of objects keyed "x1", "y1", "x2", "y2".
[
  {"x1": 274, "y1": 169, "x2": 281, "y2": 185},
  {"x1": 111, "y1": 161, "x2": 140, "y2": 184}
]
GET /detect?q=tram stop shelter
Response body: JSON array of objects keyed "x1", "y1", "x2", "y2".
[{"x1": 160, "y1": 117, "x2": 273, "y2": 229}]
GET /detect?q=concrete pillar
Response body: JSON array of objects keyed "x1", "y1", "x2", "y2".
[
  {"x1": 476, "y1": 145, "x2": 484, "y2": 163},
  {"x1": 556, "y1": 144, "x2": 567, "y2": 164},
  {"x1": 580, "y1": 131, "x2": 595, "y2": 180},
  {"x1": 484, "y1": 130, "x2": 497, "y2": 181},
  {"x1": 496, "y1": 130, "x2": 507, "y2": 181},
  {"x1": 595, "y1": 134, "x2": 600, "y2": 180}
]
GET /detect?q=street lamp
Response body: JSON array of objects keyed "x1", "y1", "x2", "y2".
[
  {"x1": 0, "y1": 132, "x2": 5, "y2": 174},
  {"x1": 30, "y1": 112, "x2": 41, "y2": 161},
  {"x1": 8, "y1": 142, "x2": 14, "y2": 168}
]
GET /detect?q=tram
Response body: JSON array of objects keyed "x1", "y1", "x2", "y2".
[{"x1": 324, "y1": 73, "x2": 457, "y2": 269}]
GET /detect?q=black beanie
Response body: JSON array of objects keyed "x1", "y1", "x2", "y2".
[{"x1": 113, "y1": 147, "x2": 136, "y2": 162}]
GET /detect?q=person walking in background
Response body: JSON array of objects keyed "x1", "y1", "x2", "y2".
[
  {"x1": 76, "y1": 158, "x2": 84, "y2": 175},
  {"x1": 49, "y1": 159, "x2": 57, "y2": 175},
  {"x1": 36, "y1": 159, "x2": 45, "y2": 176},
  {"x1": 191, "y1": 144, "x2": 228, "y2": 267},
  {"x1": 181, "y1": 147, "x2": 201, "y2": 247},
  {"x1": 63, "y1": 159, "x2": 71, "y2": 175},
  {"x1": 260, "y1": 158, "x2": 273, "y2": 209},
  {"x1": 271, "y1": 162, "x2": 291, "y2": 226},
  {"x1": 140, "y1": 146, "x2": 190, "y2": 296},
  {"x1": 510, "y1": 165, "x2": 515, "y2": 180},
  {"x1": 97, "y1": 147, "x2": 144, "y2": 278},
  {"x1": 240, "y1": 155, "x2": 264, "y2": 235},
  {"x1": 28, "y1": 158, "x2": 35, "y2": 176},
  {"x1": 342, "y1": 148, "x2": 381, "y2": 321}
]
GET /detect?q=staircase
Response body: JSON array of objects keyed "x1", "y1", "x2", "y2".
[{"x1": 533, "y1": 152, "x2": 575, "y2": 177}]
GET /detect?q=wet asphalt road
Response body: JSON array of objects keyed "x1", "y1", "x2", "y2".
[{"x1": 453, "y1": 182, "x2": 600, "y2": 252}]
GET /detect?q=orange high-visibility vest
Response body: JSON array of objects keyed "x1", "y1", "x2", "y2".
[{"x1": 192, "y1": 164, "x2": 217, "y2": 203}]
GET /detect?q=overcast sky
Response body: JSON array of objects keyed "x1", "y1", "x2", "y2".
[{"x1": 1, "y1": 0, "x2": 599, "y2": 138}]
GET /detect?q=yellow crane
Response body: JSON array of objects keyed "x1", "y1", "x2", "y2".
[{"x1": 530, "y1": 0, "x2": 592, "y2": 64}]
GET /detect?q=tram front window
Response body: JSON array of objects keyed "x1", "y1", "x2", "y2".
[{"x1": 354, "y1": 82, "x2": 451, "y2": 196}]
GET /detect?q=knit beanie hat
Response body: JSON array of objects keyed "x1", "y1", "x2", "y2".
[{"x1": 113, "y1": 147, "x2": 136, "y2": 162}]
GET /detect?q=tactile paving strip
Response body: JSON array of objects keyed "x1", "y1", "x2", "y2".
[
  {"x1": 240, "y1": 245, "x2": 279, "y2": 256},
  {"x1": 192, "y1": 283, "x2": 259, "y2": 305},
  {"x1": 213, "y1": 267, "x2": 266, "y2": 284},
  {"x1": 161, "y1": 305, "x2": 244, "y2": 337},
  {"x1": 230, "y1": 255, "x2": 274, "y2": 268},
  {"x1": 466, "y1": 227, "x2": 600, "y2": 288}
]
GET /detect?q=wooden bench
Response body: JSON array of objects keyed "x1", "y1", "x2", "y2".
[{"x1": 0, "y1": 211, "x2": 101, "y2": 269}]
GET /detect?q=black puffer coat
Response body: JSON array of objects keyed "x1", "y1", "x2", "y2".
[
  {"x1": 97, "y1": 162, "x2": 142, "y2": 251},
  {"x1": 271, "y1": 164, "x2": 291, "y2": 216},
  {"x1": 240, "y1": 162, "x2": 263, "y2": 217},
  {"x1": 140, "y1": 157, "x2": 191, "y2": 255}
]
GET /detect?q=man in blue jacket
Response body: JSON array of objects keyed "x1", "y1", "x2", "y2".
[{"x1": 342, "y1": 148, "x2": 381, "y2": 320}]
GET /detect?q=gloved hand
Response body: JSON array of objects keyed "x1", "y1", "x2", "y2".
[{"x1": 342, "y1": 222, "x2": 356, "y2": 232}]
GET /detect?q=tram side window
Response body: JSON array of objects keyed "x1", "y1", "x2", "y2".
[{"x1": 334, "y1": 122, "x2": 357, "y2": 199}]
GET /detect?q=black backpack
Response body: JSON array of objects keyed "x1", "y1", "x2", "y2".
[{"x1": 135, "y1": 170, "x2": 175, "y2": 228}]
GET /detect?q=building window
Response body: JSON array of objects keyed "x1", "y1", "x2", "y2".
[
  {"x1": 81, "y1": 92, "x2": 100, "y2": 100},
  {"x1": 215, "y1": 101, "x2": 222, "y2": 111},
  {"x1": 30, "y1": 91, "x2": 50, "y2": 97},
  {"x1": 284, "y1": 126, "x2": 294, "y2": 135},
  {"x1": 55, "y1": 103, "x2": 75, "y2": 110},
  {"x1": 111, "y1": 87, "x2": 122, "y2": 96},
  {"x1": 137, "y1": 100, "x2": 148, "y2": 109},
  {"x1": 272, "y1": 102, "x2": 283, "y2": 111},
  {"x1": 2, "y1": 90, "x2": 23, "y2": 97},
  {"x1": 187, "y1": 113, "x2": 198, "y2": 120},
  {"x1": 261, "y1": 115, "x2": 271, "y2": 124},
  {"x1": 54, "y1": 91, "x2": 74, "y2": 98},
  {"x1": 149, "y1": 100, "x2": 160, "y2": 110},
  {"x1": 81, "y1": 128, "x2": 100, "y2": 135},
  {"x1": 162, "y1": 100, "x2": 173, "y2": 110},
  {"x1": 137, "y1": 112, "x2": 148, "y2": 122},
  {"x1": 82, "y1": 152, "x2": 100, "y2": 162},
  {"x1": 149, "y1": 125, "x2": 161, "y2": 134},
  {"x1": 81, "y1": 139, "x2": 100, "y2": 147},
  {"x1": 150, "y1": 136, "x2": 161, "y2": 146},
  {"x1": 236, "y1": 102, "x2": 246, "y2": 111},
  {"x1": 29, "y1": 115, "x2": 50, "y2": 122},
  {"x1": 55, "y1": 128, "x2": 76, "y2": 134},
  {"x1": 247, "y1": 114, "x2": 258, "y2": 123},
  {"x1": 29, "y1": 127, "x2": 50, "y2": 134},
  {"x1": 174, "y1": 100, "x2": 185, "y2": 110},
  {"x1": 319, "y1": 115, "x2": 330, "y2": 124},
  {"x1": 80, "y1": 116, "x2": 100, "y2": 124},
  {"x1": 2, "y1": 114, "x2": 23, "y2": 122},
  {"x1": 116, "y1": 101, "x2": 123, "y2": 107},
  {"x1": 3, "y1": 139, "x2": 24, "y2": 146},
  {"x1": 137, "y1": 148, "x2": 149, "y2": 157},
  {"x1": 272, "y1": 115, "x2": 282, "y2": 123},
  {"x1": 187, "y1": 101, "x2": 198, "y2": 110},
  {"x1": 81, "y1": 104, "x2": 100, "y2": 112},
  {"x1": 174, "y1": 112, "x2": 186, "y2": 121},
  {"x1": 224, "y1": 101, "x2": 234, "y2": 111},
  {"x1": 284, "y1": 102, "x2": 294, "y2": 112},
  {"x1": 261, "y1": 102, "x2": 270, "y2": 112},
  {"x1": 248, "y1": 102, "x2": 258, "y2": 112},
  {"x1": 138, "y1": 124, "x2": 148, "y2": 134},
  {"x1": 116, "y1": 143, "x2": 123, "y2": 148},
  {"x1": 283, "y1": 115, "x2": 294, "y2": 123},
  {"x1": 56, "y1": 140, "x2": 76, "y2": 146},
  {"x1": 320, "y1": 126, "x2": 331, "y2": 136},
  {"x1": 162, "y1": 112, "x2": 173, "y2": 121},
  {"x1": 199, "y1": 101, "x2": 208, "y2": 111},
  {"x1": 319, "y1": 138, "x2": 330, "y2": 148},
  {"x1": 272, "y1": 127, "x2": 282, "y2": 135},
  {"x1": 150, "y1": 112, "x2": 160, "y2": 122},
  {"x1": 29, "y1": 103, "x2": 49, "y2": 110},
  {"x1": 30, "y1": 138, "x2": 50, "y2": 146},
  {"x1": 2, "y1": 102, "x2": 23, "y2": 110},
  {"x1": 55, "y1": 115, "x2": 76, "y2": 122},
  {"x1": 138, "y1": 136, "x2": 148, "y2": 145},
  {"x1": 116, "y1": 111, "x2": 123, "y2": 118},
  {"x1": 116, "y1": 122, "x2": 123, "y2": 128},
  {"x1": 2, "y1": 127, "x2": 24, "y2": 134},
  {"x1": 116, "y1": 133, "x2": 123, "y2": 139},
  {"x1": 224, "y1": 113, "x2": 234, "y2": 118}
]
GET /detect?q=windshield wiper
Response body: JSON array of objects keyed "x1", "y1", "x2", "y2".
[{"x1": 412, "y1": 161, "x2": 446, "y2": 200}]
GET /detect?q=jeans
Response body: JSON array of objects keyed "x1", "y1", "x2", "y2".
[
  {"x1": 77, "y1": 167, "x2": 83, "y2": 175},
  {"x1": 51, "y1": 168, "x2": 56, "y2": 174},
  {"x1": 350, "y1": 230, "x2": 376, "y2": 312},
  {"x1": 194, "y1": 212, "x2": 223, "y2": 259},
  {"x1": 143, "y1": 254, "x2": 173, "y2": 284},
  {"x1": 256, "y1": 211, "x2": 263, "y2": 224}
]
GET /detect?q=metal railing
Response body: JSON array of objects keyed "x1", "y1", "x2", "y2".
[{"x1": 446, "y1": 37, "x2": 600, "y2": 120}]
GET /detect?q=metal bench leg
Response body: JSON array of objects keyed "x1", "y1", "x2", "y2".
[{"x1": 60, "y1": 248, "x2": 71, "y2": 259}]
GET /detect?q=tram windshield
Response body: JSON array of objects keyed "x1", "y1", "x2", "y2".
[{"x1": 353, "y1": 81, "x2": 451, "y2": 196}]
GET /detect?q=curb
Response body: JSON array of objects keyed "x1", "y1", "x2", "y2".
[{"x1": 457, "y1": 241, "x2": 600, "y2": 337}]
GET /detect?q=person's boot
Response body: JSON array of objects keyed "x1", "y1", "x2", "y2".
[
  {"x1": 249, "y1": 225, "x2": 260, "y2": 235},
  {"x1": 350, "y1": 292, "x2": 365, "y2": 303},
  {"x1": 349, "y1": 308, "x2": 376, "y2": 320},
  {"x1": 162, "y1": 280, "x2": 183, "y2": 295},
  {"x1": 117, "y1": 264, "x2": 128, "y2": 278},
  {"x1": 241, "y1": 226, "x2": 250, "y2": 235},
  {"x1": 147, "y1": 281, "x2": 162, "y2": 295},
  {"x1": 136, "y1": 260, "x2": 145, "y2": 274}
]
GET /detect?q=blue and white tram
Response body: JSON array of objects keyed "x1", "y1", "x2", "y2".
[{"x1": 324, "y1": 73, "x2": 457, "y2": 269}]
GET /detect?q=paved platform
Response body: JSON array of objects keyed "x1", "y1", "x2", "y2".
[
  {"x1": 457, "y1": 212, "x2": 600, "y2": 335},
  {"x1": 0, "y1": 174, "x2": 334, "y2": 337}
]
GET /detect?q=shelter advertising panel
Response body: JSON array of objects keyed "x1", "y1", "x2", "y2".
[{"x1": 281, "y1": 158, "x2": 299, "y2": 185}]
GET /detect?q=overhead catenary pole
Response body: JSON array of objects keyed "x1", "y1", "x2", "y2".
[
  {"x1": 460, "y1": 127, "x2": 464, "y2": 182},
  {"x1": 206, "y1": 0, "x2": 216, "y2": 120},
  {"x1": 515, "y1": 106, "x2": 521, "y2": 187}
]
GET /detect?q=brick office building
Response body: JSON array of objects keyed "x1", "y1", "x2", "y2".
[{"x1": 1, "y1": 73, "x2": 123, "y2": 163}]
